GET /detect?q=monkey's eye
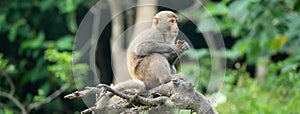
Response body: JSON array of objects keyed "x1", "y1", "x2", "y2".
[{"x1": 169, "y1": 19, "x2": 175, "y2": 23}]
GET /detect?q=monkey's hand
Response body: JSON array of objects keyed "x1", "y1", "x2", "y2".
[{"x1": 176, "y1": 40, "x2": 190, "y2": 54}]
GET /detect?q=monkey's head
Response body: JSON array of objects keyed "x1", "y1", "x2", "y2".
[{"x1": 152, "y1": 11, "x2": 179, "y2": 37}]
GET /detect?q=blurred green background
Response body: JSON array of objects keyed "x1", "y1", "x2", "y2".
[{"x1": 0, "y1": 0, "x2": 299, "y2": 113}]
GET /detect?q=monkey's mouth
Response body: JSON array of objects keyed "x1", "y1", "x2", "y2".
[
  {"x1": 172, "y1": 31, "x2": 179, "y2": 35},
  {"x1": 172, "y1": 29, "x2": 178, "y2": 33}
]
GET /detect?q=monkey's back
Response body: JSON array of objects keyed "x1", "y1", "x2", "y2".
[
  {"x1": 127, "y1": 28, "x2": 157, "y2": 72},
  {"x1": 127, "y1": 28, "x2": 153, "y2": 76},
  {"x1": 128, "y1": 52, "x2": 169, "y2": 89}
]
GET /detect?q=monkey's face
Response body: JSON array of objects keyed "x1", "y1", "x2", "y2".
[
  {"x1": 153, "y1": 11, "x2": 179, "y2": 37},
  {"x1": 168, "y1": 17, "x2": 179, "y2": 37},
  {"x1": 155, "y1": 17, "x2": 179, "y2": 37}
]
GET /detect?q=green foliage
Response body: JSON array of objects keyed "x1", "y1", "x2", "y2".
[
  {"x1": 45, "y1": 49, "x2": 73, "y2": 82},
  {"x1": 0, "y1": 54, "x2": 16, "y2": 74},
  {"x1": 192, "y1": 1, "x2": 300, "y2": 112},
  {"x1": 204, "y1": 0, "x2": 300, "y2": 63},
  {"x1": 179, "y1": 49, "x2": 212, "y2": 92},
  {"x1": 0, "y1": 0, "x2": 93, "y2": 113},
  {"x1": 1, "y1": 0, "x2": 299, "y2": 113},
  {"x1": 44, "y1": 49, "x2": 88, "y2": 86},
  {"x1": 217, "y1": 68, "x2": 300, "y2": 113},
  {"x1": 182, "y1": 47, "x2": 299, "y2": 113}
]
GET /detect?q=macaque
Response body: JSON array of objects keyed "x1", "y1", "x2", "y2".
[
  {"x1": 127, "y1": 11, "x2": 189, "y2": 89},
  {"x1": 96, "y1": 11, "x2": 189, "y2": 111}
]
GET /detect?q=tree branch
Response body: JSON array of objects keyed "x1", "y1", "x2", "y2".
[
  {"x1": 65, "y1": 77, "x2": 218, "y2": 114},
  {"x1": 28, "y1": 83, "x2": 71, "y2": 112},
  {"x1": 64, "y1": 86, "x2": 100, "y2": 100},
  {"x1": 2, "y1": 71, "x2": 15, "y2": 96},
  {"x1": 0, "y1": 71, "x2": 27, "y2": 114},
  {"x1": 0, "y1": 91, "x2": 27, "y2": 114},
  {"x1": 1, "y1": 68, "x2": 73, "y2": 113}
]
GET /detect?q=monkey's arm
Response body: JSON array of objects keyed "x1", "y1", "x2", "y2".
[
  {"x1": 134, "y1": 40, "x2": 189, "y2": 64},
  {"x1": 134, "y1": 41, "x2": 178, "y2": 57},
  {"x1": 164, "y1": 40, "x2": 190, "y2": 64}
]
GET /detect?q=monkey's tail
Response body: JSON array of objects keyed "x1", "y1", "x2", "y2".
[{"x1": 113, "y1": 79, "x2": 146, "y2": 93}]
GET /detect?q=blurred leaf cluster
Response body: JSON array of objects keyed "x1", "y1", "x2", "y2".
[
  {"x1": 180, "y1": 0, "x2": 300, "y2": 113},
  {"x1": 217, "y1": 66, "x2": 300, "y2": 113},
  {"x1": 205, "y1": 0, "x2": 300, "y2": 63},
  {"x1": 182, "y1": 49, "x2": 300, "y2": 113},
  {"x1": 0, "y1": 0, "x2": 93, "y2": 113},
  {"x1": 179, "y1": 49, "x2": 212, "y2": 92},
  {"x1": 0, "y1": 0, "x2": 299, "y2": 113}
]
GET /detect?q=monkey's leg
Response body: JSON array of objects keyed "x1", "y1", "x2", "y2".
[
  {"x1": 146, "y1": 54, "x2": 174, "y2": 114},
  {"x1": 148, "y1": 54, "x2": 173, "y2": 86}
]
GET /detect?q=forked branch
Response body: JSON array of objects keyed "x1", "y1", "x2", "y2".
[{"x1": 64, "y1": 78, "x2": 218, "y2": 114}]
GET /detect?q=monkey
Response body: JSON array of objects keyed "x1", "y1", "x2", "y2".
[
  {"x1": 127, "y1": 11, "x2": 189, "y2": 90},
  {"x1": 96, "y1": 11, "x2": 189, "y2": 112}
]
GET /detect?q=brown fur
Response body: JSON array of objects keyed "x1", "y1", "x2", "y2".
[
  {"x1": 96, "y1": 11, "x2": 189, "y2": 111},
  {"x1": 127, "y1": 11, "x2": 188, "y2": 90}
]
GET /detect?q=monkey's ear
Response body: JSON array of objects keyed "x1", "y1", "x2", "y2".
[{"x1": 153, "y1": 17, "x2": 159, "y2": 25}]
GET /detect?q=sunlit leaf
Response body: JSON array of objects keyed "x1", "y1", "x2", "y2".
[
  {"x1": 205, "y1": 2, "x2": 229, "y2": 16},
  {"x1": 271, "y1": 35, "x2": 287, "y2": 52},
  {"x1": 56, "y1": 35, "x2": 74, "y2": 50},
  {"x1": 56, "y1": 0, "x2": 82, "y2": 13},
  {"x1": 281, "y1": 64, "x2": 297, "y2": 74},
  {"x1": 232, "y1": 38, "x2": 252, "y2": 56},
  {"x1": 228, "y1": 0, "x2": 250, "y2": 23},
  {"x1": 4, "y1": 109, "x2": 14, "y2": 114},
  {"x1": 21, "y1": 31, "x2": 45, "y2": 49}
]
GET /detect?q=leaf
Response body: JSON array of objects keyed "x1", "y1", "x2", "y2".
[
  {"x1": 226, "y1": 49, "x2": 240, "y2": 60},
  {"x1": 232, "y1": 38, "x2": 252, "y2": 56},
  {"x1": 56, "y1": 35, "x2": 74, "y2": 50},
  {"x1": 66, "y1": 12, "x2": 77, "y2": 33},
  {"x1": 21, "y1": 31, "x2": 45, "y2": 49},
  {"x1": 271, "y1": 35, "x2": 287, "y2": 52},
  {"x1": 0, "y1": 54, "x2": 9, "y2": 69},
  {"x1": 247, "y1": 41, "x2": 261, "y2": 63},
  {"x1": 8, "y1": 19, "x2": 26, "y2": 42},
  {"x1": 228, "y1": 0, "x2": 250, "y2": 23},
  {"x1": 0, "y1": 13, "x2": 6, "y2": 31},
  {"x1": 205, "y1": 2, "x2": 229, "y2": 16},
  {"x1": 4, "y1": 109, "x2": 14, "y2": 114},
  {"x1": 281, "y1": 63, "x2": 296, "y2": 74},
  {"x1": 286, "y1": 13, "x2": 300, "y2": 38},
  {"x1": 56, "y1": 0, "x2": 82, "y2": 13},
  {"x1": 33, "y1": 89, "x2": 46, "y2": 102},
  {"x1": 8, "y1": 25, "x2": 18, "y2": 42},
  {"x1": 231, "y1": 24, "x2": 242, "y2": 37},
  {"x1": 39, "y1": 0, "x2": 55, "y2": 11}
]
